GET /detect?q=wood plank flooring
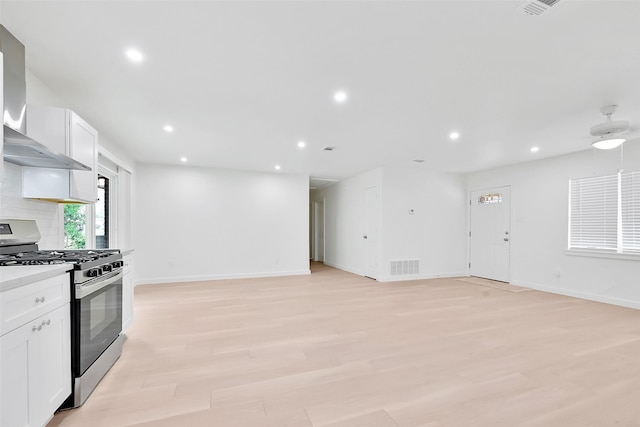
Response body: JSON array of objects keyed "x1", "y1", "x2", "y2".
[{"x1": 48, "y1": 262, "x2": 640, "y2": 426}]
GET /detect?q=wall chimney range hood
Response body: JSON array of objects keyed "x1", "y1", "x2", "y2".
[{"x1": 1, "y1": 25, "x2": 90, "y2": 171}]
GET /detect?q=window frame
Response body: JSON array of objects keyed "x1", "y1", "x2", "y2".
[
  {"x1": 567, "y1": 171, "x2": 640, "y2": 261},
  {"x1": 96, "y1": 162, "x2": 118, "y2": 249}
]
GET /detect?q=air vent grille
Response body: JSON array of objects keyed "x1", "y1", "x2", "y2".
[
  {"x1": 390, "y1": 260, "x2": 420, "y2": 276},
  {"x1": 518, "y1": 0, "x2": 561, "y2": 16},
  {"x1": 322, "y1": 146, "x2": 336, "y2": 151}
]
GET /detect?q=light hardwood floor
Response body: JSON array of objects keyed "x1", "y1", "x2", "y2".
[{"x1": 49, "y1": 263, "x2": 640, "y2": 426}]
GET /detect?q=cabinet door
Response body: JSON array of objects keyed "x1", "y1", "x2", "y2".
[
  {"x1": 122, "y1": 255, "x2": 134, "y2": 333},
  {"x1": 0, "y1": 322, "x2": 32, "y2": 427},
  {"x1": 35, "y1": 303, "x2": 71, "y2": 425},
  {"x1": 0, "y1": 304, "x2": 71, "y2": 427},
  {"x1": 68, "y1": 112, "x2": 98, "y2": 202}
]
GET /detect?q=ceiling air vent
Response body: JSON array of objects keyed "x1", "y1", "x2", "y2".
[
  {"x1": 518, "y1": 0, "x2": 561, "y2": 16},
  {"x1": 322, "y1": 146, "x2": 336, "y2": 151}
]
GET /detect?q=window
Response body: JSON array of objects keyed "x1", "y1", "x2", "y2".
[
  {"x1": 63, "y1": 155, "x2": 120, "y2": 250},
  {"x1": 96, "y1": 175, "x2": 110, "y2": 249},
  {"x1": 569, "y1": 171, "x2": 640, "y2": 254},
  {"x1": 622, "y1": 171, "x2": 640, "y2": 253},
  {"x1": 478, "y1": 193, "x2": 502, "y2": 205},
  {"x1": 96, "y1": 157, "x2": 118, "y2": 249},
  {"x1": 64, "y1": 204, "x2": 88, "y2": 249}
]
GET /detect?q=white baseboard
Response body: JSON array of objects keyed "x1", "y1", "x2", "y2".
[
  {"x1": 135, "y1": 269, "x2": 311, "y2": 286},
  {"x1": 321, "y1": 261, "x2": 364, "y2": 277},
  {"x1": 513, "y1": 280, "x2": 640, "y2": 310}
]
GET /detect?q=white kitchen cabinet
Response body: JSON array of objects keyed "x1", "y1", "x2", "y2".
[
  {"x1": 122, "y1": 252, "x2": 134, "y2": 333},
  {"x1": 1, "y1": 51, "x2": 4, "y2": 179},
  {"x1": 22, "y1": 106, "x2": 98, "y2": 203},
  {"x1": 0, "y1": 274, "x2": 71, "y2": 427}
]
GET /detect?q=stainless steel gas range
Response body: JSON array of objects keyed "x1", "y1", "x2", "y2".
[{"x1": 0, "y1": 219, "x2": 124, "y2": 409}]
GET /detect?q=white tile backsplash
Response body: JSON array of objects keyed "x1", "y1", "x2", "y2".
[{"x1": 0, "y1": 162, "x2": 63, "y2": 248}]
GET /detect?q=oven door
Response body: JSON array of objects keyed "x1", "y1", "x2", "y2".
[{"x1": 74, "y1": 270, "x2": 123, "y2": 375}]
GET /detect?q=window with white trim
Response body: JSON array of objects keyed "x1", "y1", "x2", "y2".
[
  {"x1": 569, "y1": 171, "x2": 640, "y2": 254},
  {"x1": 621, "y1": 171, "x2": 640, "y2": 253}
]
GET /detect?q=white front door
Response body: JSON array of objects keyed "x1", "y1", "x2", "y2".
[
  {"x1": 470, "y1": 186, "x2": 511, "y2": 282},
  {"x1": 364, "y1": 186, "x2": 379, "y2": 279}
]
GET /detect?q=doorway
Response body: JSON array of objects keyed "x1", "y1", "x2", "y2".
[
  {"x1": 364, "y1": 186, "x2": 378, "y2": 279},
  {"x1": 469, "y1": 186, "x2": 511, "y2": 282},
  {"x1": 312, "y1": 200, "x2": 325, "y2": 262}
]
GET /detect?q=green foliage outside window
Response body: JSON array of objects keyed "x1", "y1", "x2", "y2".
[{"x1": 64, "y1": 204, "x2": 86, "y2": 249}]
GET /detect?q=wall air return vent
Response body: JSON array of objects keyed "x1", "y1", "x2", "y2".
[
  {"x1": 390, "y1": 260, "x2": 420, "y2": 276},
  {"x1": 518, "y1": 0, "x2": 561, "y2": 16}
]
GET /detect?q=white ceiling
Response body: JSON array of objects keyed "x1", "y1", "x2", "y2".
[{"x1": 2, "y1": 0, "x2": 640, "y2": 182}]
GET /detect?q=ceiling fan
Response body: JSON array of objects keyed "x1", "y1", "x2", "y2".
[{"x1": 590, "y1": 105, "x2": 629, "y2": 150}]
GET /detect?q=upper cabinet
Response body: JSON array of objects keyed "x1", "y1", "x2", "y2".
[{"x1": 22, "y1": 106, "x2": 98, "y2": 203}]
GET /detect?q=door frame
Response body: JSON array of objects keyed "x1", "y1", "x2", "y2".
[
  {"x1": 364, "y1": 185, "x2": 379, "y2": 279},
  {"x1": 312, "y1": 200, "x2": 325, "y2": 262},
  {"x1": 468, "y1": 185, "x2": 511, "y2": 282}
]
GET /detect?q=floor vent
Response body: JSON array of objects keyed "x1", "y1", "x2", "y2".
[
  {"x1": 517, "y1": 0, "x2": 561, "y2": 16},
  {"x1": 390, "y1": 260, "x2": 420, "y2": 276}
]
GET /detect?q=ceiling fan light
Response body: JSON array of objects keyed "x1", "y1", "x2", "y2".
[{"x1": 592, "y1": 137, "x2": 625, "y2": 150}]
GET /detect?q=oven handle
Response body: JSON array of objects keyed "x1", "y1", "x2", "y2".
[{"x1": 75, "y1": 271, "x2": 123, "y2": 299}]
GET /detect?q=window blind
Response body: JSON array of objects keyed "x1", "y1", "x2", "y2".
[
  {"x1": 569, "y1": 174, "x2": 618, "y2": 251},
  {"x1": 622, "y1": 171, "x2": 640, "y2": 253}
]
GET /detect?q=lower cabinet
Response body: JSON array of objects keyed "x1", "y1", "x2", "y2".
[
  {"x1": 1, "y1": 282, "x2": 71, "y2": 427},
  {"x1": 122, "y1": 253, "x2": 134, "y2": 333}
]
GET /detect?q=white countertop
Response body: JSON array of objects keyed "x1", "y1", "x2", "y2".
[{"x1": 0, "y1": 264, "x2": 73, "y2": 292}]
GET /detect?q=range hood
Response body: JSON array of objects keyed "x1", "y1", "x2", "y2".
[{"x1": 1, "y1": 25, "x2": 90, "y2": 171}]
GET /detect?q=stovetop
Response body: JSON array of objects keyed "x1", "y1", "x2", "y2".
[{"x1": 0, "y1": 249, "x2": 121, "y2": 266}]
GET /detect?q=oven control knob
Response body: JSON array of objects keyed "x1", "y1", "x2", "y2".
[
  {"x1": 88, "y1": 268, "x2": 102, "y2": 277},
  {"x1": 102, "y1": 264, "x2": 113, "y2": 273},
  {"x1": 112, "y1": 261, "x2": 123, "y2": 269}
]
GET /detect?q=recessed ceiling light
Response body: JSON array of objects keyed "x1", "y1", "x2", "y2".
[
  {"x1": 163, "y1": 125, "x2": 174, "y2": 133},
  {"x1": 530, "y1": 146, "x2": 540, "y2": 153},
  {"x1": 449, "y1": 131, "x2": 460, "y2": 140},
  {"x1": 125, "y1": 48, "x2": 144, "y2": 63},
  {"x1": 334, "y1": 90, "x2": 348, "y2": 104},
  {"x1": 297, "y1": 141, "x2": 306, "y2": 148},
  {"x1": 275, "y1": 165, "x2": 281, "y2": 170},
  {"x1": 180, "y1": 157, "x2": 188, "y2": 162}
]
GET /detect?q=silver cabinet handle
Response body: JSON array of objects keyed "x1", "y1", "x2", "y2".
[
  {"x1": 32, "y1": 325, "x2": 42, "y2": 332},
  {"x1": 35, "y1": 296, "x2": 46, "y2": 303},
  {"x1": 363, "y1": 235, "x2": 368, "y2": 239},
  {"x1": 42, "y1": 319, "x2": 51, "y2": 326},
  {"x1": 504, "y1": 238, "x2": 509, "y2": 242}
]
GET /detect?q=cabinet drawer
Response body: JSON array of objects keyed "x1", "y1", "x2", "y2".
[{"x1": 0, "y1": 274, "x2": 70, "y2": 336}]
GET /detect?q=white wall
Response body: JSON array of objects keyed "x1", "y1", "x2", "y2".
[
  {"x1": 467, "y1": 144, "x2": 640, "y2": 309},
  {"x1": 379, "y1": 167, "x2": 467, "y2": 281},
  {"x1": 311, "y1": 167, "x2": 468, "y2": 281},
  {"x1": 311, "y1": 168, "x2": 381, "y2": 276},
  {"x1": 134, "y1": 163, "x2": 309, "y2": 284},
  {"x1": 0, "y1": 162, "x2": 62, "y2": 248}
]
